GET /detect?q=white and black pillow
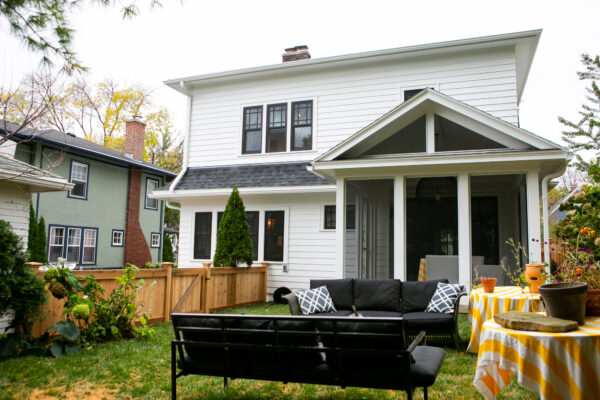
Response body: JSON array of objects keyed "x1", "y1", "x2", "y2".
[
  {"x1": 294, "y1": 286, "x2": 337, "y2": 315},
  {"x1": 426, "y1": 282, "x2": 464, "y2": 314}
]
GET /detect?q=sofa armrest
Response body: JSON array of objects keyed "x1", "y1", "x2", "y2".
[
  {"x1": 282, "y1": 292, "x2": 302, "y2": 315},
  {"x1": 453, "y1": 290, "x2": 467, "y2": 320}
]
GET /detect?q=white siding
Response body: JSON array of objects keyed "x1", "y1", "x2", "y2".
[
  {"x1": 187, "y1": 47, "x2": 518, "y2": 167},
  {"x1": 178, "y1": 192, "x2": 337, "y2": 295},
  {"x1": 0, "y1": 182, "x2": 31, "y2": 248}
]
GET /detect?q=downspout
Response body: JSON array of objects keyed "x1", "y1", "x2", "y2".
[
  {"x1": 169, "y1": 81, "x2": 193, "y2": 194},
  {"x1": 542, "y1": 166, "x2": 568, "y2": 273}
]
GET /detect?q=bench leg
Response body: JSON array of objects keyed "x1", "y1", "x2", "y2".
[
  {"x1": 223, "y1": 376, "x2": 228, "y2": 389},
  {"x1": 171, "y1": 342, "x2": 177, "y2": 400},
  {"x1": 424, "y1": 386, "x2": 428, "y2": 400}
]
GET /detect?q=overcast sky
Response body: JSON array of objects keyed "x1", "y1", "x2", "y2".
[{"x1": 1, "y1": 0, "x2": 600, "y2": 147}]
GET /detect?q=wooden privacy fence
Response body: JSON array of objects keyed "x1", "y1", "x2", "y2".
[{"x1": 30, "y1": 264, "x2": 267, "y2": 336}]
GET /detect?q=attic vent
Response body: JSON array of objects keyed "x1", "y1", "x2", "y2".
[{"x1": 66, "y1": 132, "x2": 76, "y2": 137}]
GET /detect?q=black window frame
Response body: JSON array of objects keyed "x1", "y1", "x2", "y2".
[
  {"x1": 111, "y1": 229, "x2": 124, "y2": 247},
  {"x1": 193, "y1": 212, "x2": 212, "y2": 260},
  {"x1": 266, "y1": 103, "x2": 287, "y2": 153},
  {"x1": 242, "y1": 105, "x2": 263, "y2": 154},
  {"x1": 323, "y1": 205, "x2": 336, "y2": 230},
  {"x1": 291, "y1": 100, "x2": 313, "y2": 151},
  {"x1": 68, "y1": 160, "x2": 89, "y2": 200},
  {"x1": 322, "y1": 204, "x2": 356, "y2": 230},
  {"x1": 145, "y1": 177, "x2": 159, "y2": 210},
  {"x1": 264, "y1": 210, "x2": 285, "y2": 262}
]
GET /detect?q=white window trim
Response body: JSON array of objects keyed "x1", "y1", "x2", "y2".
[
  {"x1": 69, "y1": 161, "x2": 88, "y2": 199},
  {"x1": 145, "y1": 178, "x2": 159, "y2": 210},
  {"x1": 151, "y1": 233, "x2": 161, "y2": 248},
  {"x1": 66, "y1": 227, "x2": 81, "y2": 263},
  {"x1": 48, "y1": 226, "x2": 65, "y2": 262},
  {"x1": 320, "y1": 204, "x2": 337, "y2": 232},
  {"x1": 112, "y1": 230, "x2": 124, "y2": 247},
  {"x1": 82, "y1": 229, "x2": 97, "y2": 265}
]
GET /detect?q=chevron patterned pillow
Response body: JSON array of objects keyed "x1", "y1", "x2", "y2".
[
  {"x1": 294, "y1": 286, "x2": 337, "y2": 315},
  {"x1": 425, "y1": 282, "x2": 464, "y2": 314}
]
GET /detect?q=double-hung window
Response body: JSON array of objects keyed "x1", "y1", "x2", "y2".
[
  {"x1": 291, "y1": 101, "x2": 312, "y2": 151},
  {"x1": 112, "y1": 230, "x2": 124, "y2": 246},
  {"x1": 264, "y1": 211, "x2": 285, "y2": 262},
  {"x1": 82, "y1": 229, "x2": 97, "y2": 264},
  {"x1": 69, "y1": 161, "x2": 88, "y2": 199},
  {"x1": 242, "y1": 106, "x2": 263, "y2": 154},
  {"x1": 66, "y1": 228, "x2": 81, "y2": 263},
  {"x1": 145, "y1": 178, "x2": 159, "y2": 210},
  {"x1": 49, "y1": 226, "x2": 65, "y2": 262},
  {"x1": 266, "y1": 103, "x2": 287, "y2": 152},
  {"x1": 151, "y1": 233, "x2": 160, "y2": 248},
  {"x1": 48, "y1": 225, "x2": 98, "y2": 265},
  {"x1": 193, "y1": 212, "x2": 212, "y2": 259}
]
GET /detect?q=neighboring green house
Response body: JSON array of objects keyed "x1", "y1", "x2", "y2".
[{"x1": 1, "y1": 119, "x2": 176, "y2": 268}]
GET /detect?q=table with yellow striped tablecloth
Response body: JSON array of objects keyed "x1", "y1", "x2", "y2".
[
  {"x1": 467, "y1": 286, "x2": 542, "y2": 353},
  {"x1": 473, "y1": 317, "x2": 600, "y2": 400},
  {"x1": 418, "y1": 258, "x2": 427, "y2": 281}
]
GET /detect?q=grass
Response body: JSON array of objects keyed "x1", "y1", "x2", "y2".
[{"x1": 0, "y1": 303, "x2": 535, "y2": 400}]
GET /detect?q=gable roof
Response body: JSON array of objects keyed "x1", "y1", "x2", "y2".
[
  {"x1": 1, "y1": 120, "x2": 176, "y2": 177},
  {"x1": 165, "y1": 30, "x2": 541, "y2": 104},
  {"x1": 0, "y1": 153, "x2": 74, "y2": 192},
  {"x1": 314, "y1": 88, "x2": 567, "y2": 163}
]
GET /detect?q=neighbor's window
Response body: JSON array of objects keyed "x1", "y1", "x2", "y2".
[
  {"x1": 69, "y1": 161, "x2": 88, "y2": 199},
  {"x1": 266, "y1": 103, "x2": 287, "y2": 152},
  {"x1": 112, "y1": 230, "x2": 124, "y2": 246},
  {"x1": 145, "y1": 178, "x2": 159, "y2": 210},
  {"x1": 82, "y1": 229, "x2": 97, "y2": 264},
  {"x1": 217, "y1": 210, "x2": 259, "y2": 261},
  {"x1": 324, "y1": 205, "x2": 336, "y2": 230},
  {"x1": 49, "y1": 226, "x2": 65, "y2": 262},
  {"x1": 66, "y1": 228, "x2": 81, "y2": 263},
  {"x1": 291, "y1": 100, "x2": 312, "y2": 151},
  {"x1": 193, "y1": 212, "x2": 212, "y2": 259},
  {"x1": 151, "y1": 233, "x2": 160, "y2": 248},
  {"x1": 264, "y1": 211, "x2": 284, "y2": 262},
  {"x1": 242, "y1": 106, "x2": 263, "y2": 154}
]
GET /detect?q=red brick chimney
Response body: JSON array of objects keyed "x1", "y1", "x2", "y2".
[
  {"x1": 282, "y1": 45, "x2": 311, "y2": 62},
  {"x1": 124, "y1": 115, "x2": 145, "y2": 161}
]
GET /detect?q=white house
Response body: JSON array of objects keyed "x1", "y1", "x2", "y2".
[{"x1": 154, "y1": 30, "x2": 571, "y2": 296}]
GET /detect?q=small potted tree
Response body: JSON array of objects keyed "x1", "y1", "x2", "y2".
[{"x1": 213, "y1": 186, "x2": 253, "y2": 267}]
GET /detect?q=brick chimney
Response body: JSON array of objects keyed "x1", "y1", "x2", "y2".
[
  {"x1": 282, "y1": 45, "x2": 311, "y2": 62},
  {"x1": 124, "y1": 115, "x2": 145, "y2": 161}
]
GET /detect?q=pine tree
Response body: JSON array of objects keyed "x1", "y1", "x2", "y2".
[
  {"x1": 27, "y1": 203, "x2": 39, "y2": 262},
  {"x1": 37, "y1": 216, "x2": 48, "y2": 264},
  {"x1": 213, "y1": 186, "x2": 253, "y2": 267},
  {"x1": 162, "y1": 234, "x2": 174, "y2": 263}
]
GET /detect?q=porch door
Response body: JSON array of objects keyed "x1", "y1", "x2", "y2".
[{"x1": 359, "y1": 197, "x2": 376, "y2": 279}]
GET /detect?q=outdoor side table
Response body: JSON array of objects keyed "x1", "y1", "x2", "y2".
[
  {"x1": 467, "y1": 286, "x2": 542, "y2": 353},
  {"x1": 473, "y1": 317, "x2": 600, "y2": 400}
]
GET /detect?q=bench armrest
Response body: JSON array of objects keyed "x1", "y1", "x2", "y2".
[
  {"x1": 453, "y1": 290, "x2": 467, "y2": 321},
  {"x1": 407, "y1": 330, "x2": 426, "y2": 353},
  {"x1": 282, "y1": 292, "x2": 302, "y2": 315}
]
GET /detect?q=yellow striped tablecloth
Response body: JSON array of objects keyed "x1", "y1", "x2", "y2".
[
  {"x1": 468, "y1": 286, "x2": 542, "y2": 353},
  {"x1": 473, "y1": 317, "x2": 600, "y2": 400}
]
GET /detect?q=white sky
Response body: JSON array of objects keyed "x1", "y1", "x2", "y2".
[{"x1": 1, "y1": 0, "x2": 600, "y2": 147}]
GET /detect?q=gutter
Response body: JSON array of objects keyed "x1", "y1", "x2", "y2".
[
  {"x1": 541, "y1": 164, "x2": 569, "y2": 271},
  {"x1": 169, "y1": 81, "x2": 192, "y2": 193}
]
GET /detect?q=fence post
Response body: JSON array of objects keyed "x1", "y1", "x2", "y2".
[
  {"x1": 202, "y1": 262, "x2": 211, "y2": 313},
  {"x1": 163, "y1": 262, "x2": 173, "y2": 322}
]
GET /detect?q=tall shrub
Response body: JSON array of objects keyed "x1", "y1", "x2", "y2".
[
  {"x1": 27, "y1": 203, "x2": 39, "y2": 261},
  {"x1": 213, "y1": 186, "x2": 253, "y2": 267},
  {"x1": 37, "y1": 216, "x2": 48, "y2": 264},
  {"x1": 162, "y1": 234, "x2": 174, "y2": 263}
]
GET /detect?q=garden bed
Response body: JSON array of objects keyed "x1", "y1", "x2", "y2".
[{"x1": 0, "y1": 303, "x2": 536, "y2": 399}]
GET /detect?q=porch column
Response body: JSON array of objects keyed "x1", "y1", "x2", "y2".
[
  {"x1": 335, "y1": 177, "x2": 345, "y2": 278},
  {"x1": 526, "y1": 170, "x2": 542, "y2": 263},
  {"x1": 394, "y1": 176, "x2": 406, "y2": 280},
  {"x1": 457, "y1": 173, "x2": 471, "y2": 285}
]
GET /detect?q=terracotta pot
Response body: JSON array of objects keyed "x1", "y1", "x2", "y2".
[
  {"x1": 525, "y1": 264, "x2": 544, "y2": 293},
  {"x1": 538, "y1": 282, "x2": 588, "y2": 324},
  {"x1": 481, "y1": 277, "x2": 497, "y2": 293},
  {"x1": 586, "y1": 288, "x2": 600, "y2": 316}
]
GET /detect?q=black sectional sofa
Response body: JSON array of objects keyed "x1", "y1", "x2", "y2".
[
  {"x1": 171, "y1": 313, "x2": 446, "y2": 400},
  {"x1": 284, "y1": 278, "x2": 465, "y2": 348}
]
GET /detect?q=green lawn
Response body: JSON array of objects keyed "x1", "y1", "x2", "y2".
[{"x1": 0, "y1": 303, "x2": 535, "y2": 399}]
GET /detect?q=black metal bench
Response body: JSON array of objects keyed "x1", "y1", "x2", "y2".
[{"x1": 171, "y1": 313, "x2": 445, "y2": 400}]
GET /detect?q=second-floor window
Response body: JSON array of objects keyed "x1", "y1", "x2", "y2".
[
  {"x1": 267, "y1": 103, "x2": 287, "y2": 152},
  {"x1": 291, "y1": 101, "x2": 312, "y2": 151},
  {"x1": 69, "y1": 161, "x2": 88, "y2": 199},
  {"x1": 145, "y1": 178, "x2": 159, "y2": 210},
  {"x1": 242, "y1": 106, "x2": 263, "y2": 154}
]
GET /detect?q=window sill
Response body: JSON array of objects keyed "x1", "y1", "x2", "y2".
[{"x1": 238, "y1": 150, "x2": 318, "y2": 157}]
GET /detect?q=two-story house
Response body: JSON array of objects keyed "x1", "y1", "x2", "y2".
[
  {"x1": 153, "y1": 30, "x2": 570, "y2": 296},
  {"x1": 2, "y1": 118, "x2": 176, "y2": 268}
]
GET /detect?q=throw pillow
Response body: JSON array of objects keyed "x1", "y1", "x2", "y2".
[
  {"x1": 425, "y1": 282, "x2": 464, "y2": 314},
  {"x1": 294, "y1": 286, "x2": 337, "y2": 315}
]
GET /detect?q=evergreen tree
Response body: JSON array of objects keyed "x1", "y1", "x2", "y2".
[
  {"x1": 162, "y1": 234, "x2": 174, "y2": 263},
  {"x1": 37, "y1": 217, "x2": 48, "y2": 264},
  {"x1": 27, "y1": 203, "x2": 39, "y2": 261},
  {"x1": 213, "y1": 186, "x2": 253, "y2": 267}
]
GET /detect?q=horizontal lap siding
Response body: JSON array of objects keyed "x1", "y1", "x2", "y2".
[
  {"x1": 0, "y1": 183, "x2": 31, "y2": 248},
  {"x1": 188, "y1": 48, "x2": 518, "y2": 167}
]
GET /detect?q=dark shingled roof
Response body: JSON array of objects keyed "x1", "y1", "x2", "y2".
[
  {"x1": 1, "y1": 119, "x2": 176, "y2": 177},
  {"x1": 172, "y1": 162, "x2": 331, "y2": 190}
]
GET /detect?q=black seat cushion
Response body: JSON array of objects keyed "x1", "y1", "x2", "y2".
[
  {"x1": 402, "y1": 312, "x2": 454, "y2": 330},
  {"x1": 401, "y1": 279, "x2": 449, "y2": 313},
  {"x1": 180, "y1": 354, "x2": 229, "y2": 375},
  {"x1": 358, "y1": 310, "x2": 402, "y2": 318},
  {"x1": 411, "y1": 346, "x2": 446, "y2": 387},
  {"x1": 354, "y1": 279, "x2": 402, "y2": 312},
  {"x1": 310, "y1": 278, "x2": 354, "y2": 310}
]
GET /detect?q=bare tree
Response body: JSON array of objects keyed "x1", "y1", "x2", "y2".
[{"x1": 558, "y1": 165, "x2": 591, "y2": 190}]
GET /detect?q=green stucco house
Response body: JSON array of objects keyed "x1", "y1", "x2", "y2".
[{"x1": 1, "y1": 119, "x2": 176, "y2": 268}]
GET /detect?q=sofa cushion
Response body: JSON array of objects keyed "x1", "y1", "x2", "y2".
[
  {"x1": 426, "y1": 282, "x2": 464, "y2": 314},
  {"x1": 410, "y1": 346, "x2": 446, "y2": 387},
  {"x1": 310, "y1": 278, "x2": 354, "y2": 310},
  {"x1": 358, "y1": 310, "x2": 403, "y2": 318},
  {"x1": 354, "y1": 279, "x2": 402, "y2": 311},
  {"x1": 295, "y1": 286, "x2": 337, "y2": 315},
  {"x1": 310, "y1": 310, "x2": 353, "y2": 317},
  {"x1": 401, "y1": 279, "x2": 449, "y2": 313},
  {"x1": 402, "y1": 311, "x2": 454, "y2": 330}
]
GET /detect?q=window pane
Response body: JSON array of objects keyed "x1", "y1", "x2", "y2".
[
  {"x1": 67, "y1": 228, "x2": 81, "y2": 246},
  {"x1": 71, "y1": 163, "x2": 88, "y2": 182},
  {"x1": 267, "y1": 104, "x2": 287, "y2": 153},
  {"x1": 146, "y1": 179, "x2": 158, "y2": 209},
  {"x1": 268, "y1": 104, "x2": 286, "y2": 128},
  {"x1": 244, "y1": 106, "x2": 262, "y2": 130},
  {"x1": 194, "y1": 212, "x2": 212, "y2": 259},
  {"x1": 49, "y1": 246, "x2": 63, "y2": 262},
  {"x1": 264, "y1": 211, "x2": 284, "y2": 262},
  {"x1": 247, "y1": 211, "x2": 259, "y2": 261},
  {"x1": 82, "y1": 229, "x2": 96, "y2": 264},
  {"x1": 267, "y1": 129, "x2": 286, "y2": 152},
  {"x1": 244, "y1": 130, "x2": 262, "y2": 153},
  {"x1": 67, "y1": 246, "x2": 80, "y2": 263},
  {"x1": 50, "y1": 227, "x2": 64, "y2": 246},
  {"x1": 293, "y1": 127, "x2": 312, "y2": 150},
  {"x1": 324, "y1": 205, "x2": 336, "y2": 229}
]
